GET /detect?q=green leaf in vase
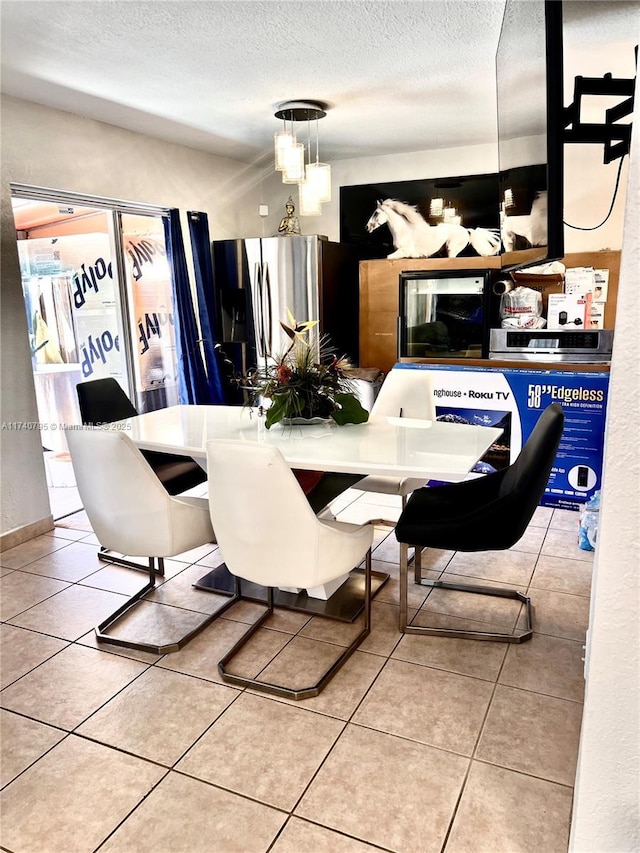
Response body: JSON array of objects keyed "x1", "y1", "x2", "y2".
[{"x1": 331, "y1": 393, "x2": 370, "y2": 426}]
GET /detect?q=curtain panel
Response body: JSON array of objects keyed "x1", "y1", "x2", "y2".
[
  {"x1": 164, "y1": 209, "x2": 211, "y2": 404},
  {"x1": 187, "y1": 211, "x2": 225, "y2": 404}
]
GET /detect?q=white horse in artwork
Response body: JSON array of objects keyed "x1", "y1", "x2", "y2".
[
  {"x1": 366, "y1": 198, "x2": 501, "y2": 259},
  {"x1": 501, "y1": 191, "x2": 548, "y2": 251}
]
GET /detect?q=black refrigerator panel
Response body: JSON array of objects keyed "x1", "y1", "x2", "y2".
[
  {"x1": 318, "y1": 240, "x2": 360, "y2": 364},
  {"x1": 211, "y1": 239, "x2": 258, "y2": 403}
]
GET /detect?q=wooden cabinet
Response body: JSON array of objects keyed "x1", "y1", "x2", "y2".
[
  {"x1": 358, "y1": 251, "x2": 620, "y2": 374},
  {"x1": 359, "y1": 257, "x2": 501, "y2": 374}
]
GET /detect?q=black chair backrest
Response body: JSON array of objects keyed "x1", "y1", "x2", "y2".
[
  {"x1": 394, "y1": 403, "x2": 565, "y2": 554},
  {"x1": 77, "y1": 378, "x2": 138, "y2": 425},
  {"x1": 498, "y1": 402, "x2": 565, "y2": 515}
]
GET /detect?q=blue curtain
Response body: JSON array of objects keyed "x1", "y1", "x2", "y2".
[
  {"x1": 187, "y1": 211, "x2": 225, "y2": 404},
  {"x1": 164, "y1": 209, "x2": 211, "y2": 404}
]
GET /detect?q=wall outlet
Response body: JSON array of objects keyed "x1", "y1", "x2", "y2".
[{"x1": 258, "y1": 204, "x2": 269, "y2": 217}]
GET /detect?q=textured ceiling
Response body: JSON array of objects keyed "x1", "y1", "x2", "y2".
[
  {"x1": 1, "y1": 1, "x2": 637, "y2": 165},
  {"x1": 0, "y1": 0, "x2": 507, "y2": 162}
]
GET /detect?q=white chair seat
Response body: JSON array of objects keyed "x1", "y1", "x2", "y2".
[{"x1": 357, "y1": 475, "x2": 427, "y2": 497}]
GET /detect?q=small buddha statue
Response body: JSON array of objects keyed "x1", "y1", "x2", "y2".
[{"x1": 277, "y1": 196, "x2": 301, "y2": 236}]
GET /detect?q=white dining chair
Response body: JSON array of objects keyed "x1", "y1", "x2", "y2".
[
  {"x1": 355, "y1": 367, "x2": 437, "y2": 515},
  {"x1": 66, "y1": 427, "x2": 232, "y2": 655},
  {"x1": 206, "y1": 439, "x2": 374, "y2": 700},
  {"x1": 76, "y1": 377, "x2": 208, "y2": 575}
]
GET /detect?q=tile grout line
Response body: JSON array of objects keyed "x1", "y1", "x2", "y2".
[
  {"x1": 436, "y1": 528, "x2": 550, "y2": 853},
  {"x1": 1, "y1": 508, "x2": 587, "y2": 851}
]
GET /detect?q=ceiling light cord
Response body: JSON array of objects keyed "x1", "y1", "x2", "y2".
[{"x1": 563, "y1": 154, "x2": 627, "y2": 231}]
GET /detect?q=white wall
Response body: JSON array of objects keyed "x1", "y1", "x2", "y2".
[
  {"x1": 0, "y1": 95, "x2": 263, "y2": 537},
  {"x1": 1, "y1": 96, "x2": 267, "y2": 239},
  {"x1": 563, "y1": 142, "x2": 630, "y2": 253},
  {"x1": 561, "y1": 6, "x2": 635, "y2": 253},
  {"x1": 569, "y1": 110, "x2": 640, "y2": 853}
]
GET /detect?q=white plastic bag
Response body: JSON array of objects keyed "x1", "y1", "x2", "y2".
[
  {"x1": 500, "y1": 286, "x2": 546, "y2": 329},
  {"x1": 578, "y1": 490, "x2": 601, "y2": 551}
]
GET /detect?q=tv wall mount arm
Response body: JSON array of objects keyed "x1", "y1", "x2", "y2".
[{"x1": 563, "y1": 46, "x2": 637, "y2": 164}]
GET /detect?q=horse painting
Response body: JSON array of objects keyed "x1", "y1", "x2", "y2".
[
  {"x1": 501, "y1": 191, "x2": 547, "y2": 251},
  {"x1": 365, "y1": 198, "x2": 501, "y2": 259}
]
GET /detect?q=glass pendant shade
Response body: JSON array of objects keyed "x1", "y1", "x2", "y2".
[
  {"x1": 274, "y1": 130, "x2": 296, "y2": 171},
  {"x1": 429, "y1": 197, "x2": 444, "y2": 218},
  {"x1": 298, "y1": 179, "x2": 322, "y2": 216},
  {"x1": 305, "y1": 162, "x2": 332, "y2": 203},
  {"x1": 281, "y1": 143, "x2": 305, "y2": 183}
]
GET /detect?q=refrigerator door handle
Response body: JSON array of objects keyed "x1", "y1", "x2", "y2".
[
  {"x1": 254, "y1": 261, "x2": 266, "y2": 358},
  {"x1": 263, "y1": 262, "x2": 273, "y2": 357}
]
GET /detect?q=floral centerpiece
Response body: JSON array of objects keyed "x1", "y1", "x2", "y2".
[{"x1": 244, "y1": 311, "x2": 369, "y2": 429}]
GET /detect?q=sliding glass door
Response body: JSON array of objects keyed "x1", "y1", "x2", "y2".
[
  {"x1": 119, "y1": 212, "x2": 179, "y2": 412},
  {"x1": 11, "y1": 185, "x2": 177, "y2": 517}
]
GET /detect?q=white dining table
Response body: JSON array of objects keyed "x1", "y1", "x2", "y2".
[
  {"x1": 123, "y1": 404, "x2": 503, "y2": 483},
  {"x1": 121, "y1": 404, "x2": 502, "y2": 621}
]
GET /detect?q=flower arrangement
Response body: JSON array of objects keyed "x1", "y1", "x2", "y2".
[{"x1": 244, "y1": 311, "x2": 369, "y2": 429}]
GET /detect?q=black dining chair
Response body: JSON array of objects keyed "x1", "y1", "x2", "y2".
[
  {"x1": 394, "y1": 402, "x2": 565, "y2": 643},
  {"x1": 76, "y1": 377, "x2": 208, "y2": 572}
]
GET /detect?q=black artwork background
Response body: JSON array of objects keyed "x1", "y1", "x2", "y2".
[
  {"x1": 339, "y1": 172, "x2": 501, "y2": 257},
  {"x1": 499, "y1": 163, "x2": 548, "y2": 250}
]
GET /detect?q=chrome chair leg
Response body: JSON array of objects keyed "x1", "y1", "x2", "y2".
[
  {"x1": 413, "y1": 544, "x2": 422, "y2": 585},
  {"x1": 218, "y1": 550, "x2": 373, "y2": 700},
  {"x1": 95, "y1": 557, "x2": 240, "y2": 654},
  {"x1": 398, "y1": 543, "x2": 533, "y2": 643},
  {"x1": 98, "y1": 547, "x2": 165, "y2": 577}
]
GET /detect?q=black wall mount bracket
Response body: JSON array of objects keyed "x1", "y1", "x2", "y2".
[{"x1": 563, "y1": 47, "x2": 637, "y2": 163}]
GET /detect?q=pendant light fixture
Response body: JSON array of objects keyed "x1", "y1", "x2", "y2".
[
  {"x1": 305, "y1": 117, "x2": 331, "y2": 203},
  {"x1": 274, "y1": 101, "x2": 331, "y2": 214},
  {"x1": 429, "y1": 198, "x2": 444, "y2": 218},
  {"x1": 281, "y1": 141, "x2": 305, "y2": 183},
  {"x1": 274, "y1": 118, "x2": 295, "y2": 171}
]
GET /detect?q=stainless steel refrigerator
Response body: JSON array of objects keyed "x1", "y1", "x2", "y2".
[{"x1": 211, "y1": 235, "x2": 362, "y2": 403}]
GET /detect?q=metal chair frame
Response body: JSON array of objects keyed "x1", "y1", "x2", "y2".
[
  {"x1": 95, "y1": 556, "x2": 241, "y2": 655},
  {"x1": 399, "y1": 544, "x2": 533, "y2": 644},
  {"x1": 218, "y1": 550, "x2": 372, "y2": 700}
]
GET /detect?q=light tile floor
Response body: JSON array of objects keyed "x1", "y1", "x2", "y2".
[{"x1": 0, "y1": 487, "x2": 592, "y2": 853}]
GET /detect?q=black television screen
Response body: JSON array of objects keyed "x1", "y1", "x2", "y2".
[{"x1": 497, "y1": 0, "x2": 564, "y2": 270}]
